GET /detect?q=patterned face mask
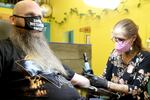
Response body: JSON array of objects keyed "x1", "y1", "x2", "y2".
[{"x1": 13, "y1": 15, "x2": 44, "y2": 32}]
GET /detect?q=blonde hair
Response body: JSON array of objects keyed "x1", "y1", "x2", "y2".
[{"x1": 113, "y1": 18, "x2": 142, "y2": 51}]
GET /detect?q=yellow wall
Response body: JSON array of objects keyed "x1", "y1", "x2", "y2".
[
  {"x1": 0, "y1": 7, "x2": 12, "y2": 20},
  {"x1": 1, "y1": 0, "x2": 150, "y2": 76}
]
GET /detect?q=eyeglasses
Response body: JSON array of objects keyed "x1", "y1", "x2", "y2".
[
  {"x1": 112, "y1": 37, "x2": 127, "y2": 42},
  {"x1": 13, "y1": 15, "x2": 42, "y2": 19}
]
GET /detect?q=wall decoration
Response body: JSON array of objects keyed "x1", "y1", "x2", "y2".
[
  {"x1": 49, "y1": 7, "x2": 104, "y2": 25},
  {"x1": 41, "y1": 4, "x2": 53, "y2": 18},
  {"x1": 79, "y1": 26, "x2": 91, "y2": 33},
  {"x1": 48, "y1": 0, "x2": 150, "y2": 25},
  {"x1": 63, "y1": 30, "x2": 74, "y2": 43},
  {"x1": 88, "y1": 9, "x2": 96, "y2": 16},
  {"x1": 37, "y1": 0, "x2": 53, "y2": 18}
]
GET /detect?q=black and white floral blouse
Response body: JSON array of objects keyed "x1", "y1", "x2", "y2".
[{"x1": 103, "y1": 50, "x2": 150, "y2": 100}]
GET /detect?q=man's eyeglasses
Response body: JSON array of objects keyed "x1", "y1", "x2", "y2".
[{"x1": 13, "y1": 15, "x2": 42, "y2": 19}]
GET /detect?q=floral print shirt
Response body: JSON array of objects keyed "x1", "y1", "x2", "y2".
[{"x1": 103, "y1": 50, "x2": 150, "y2": 100}]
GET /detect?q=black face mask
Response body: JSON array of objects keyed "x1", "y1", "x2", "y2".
[{"x1": 13, "y1": 15, "x2": 44, "y2": 32}]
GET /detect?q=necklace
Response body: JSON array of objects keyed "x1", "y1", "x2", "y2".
[{"x1": 121, "y1": 51, "x2": 138, "y2": 65}]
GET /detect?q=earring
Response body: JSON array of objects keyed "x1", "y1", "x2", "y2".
[{"x1": 130, "y1": 46, "x2": 133, "y2": 51}]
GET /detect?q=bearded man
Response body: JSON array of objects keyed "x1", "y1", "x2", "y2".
[{"x1": 0, "y1": 0, "x2": 90, "y2": 100}]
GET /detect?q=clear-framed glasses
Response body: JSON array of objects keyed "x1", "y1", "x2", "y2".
[{"x1": 112, "y1": 37, "x2": 127, "y2": 43}]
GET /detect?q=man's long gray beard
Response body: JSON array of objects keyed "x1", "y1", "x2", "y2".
[{"x1": 9, "y1": 26, "x2": 67, "y2": 75}]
